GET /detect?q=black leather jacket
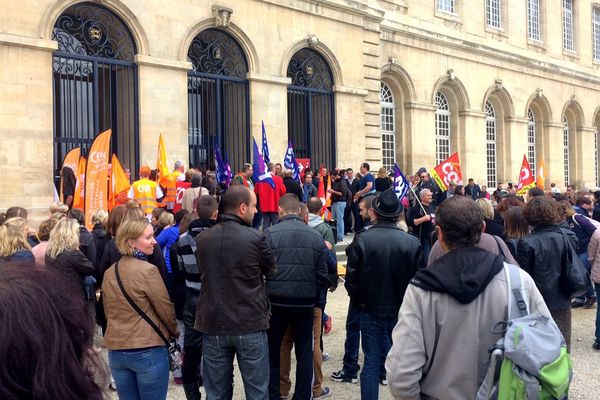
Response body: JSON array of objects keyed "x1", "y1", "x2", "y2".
[
  {"x1": 345, "y1": 221, "x2": 421, "y2": 318},
  {"x1": 265, "y1": 215, "x2": 329, "y2": 307},
  {"x1": 194, "y1": 214, "x2": 277, "y2": 335},
  {"x1": 516, "y1": 225, "x2": 578, "y2": 311}
]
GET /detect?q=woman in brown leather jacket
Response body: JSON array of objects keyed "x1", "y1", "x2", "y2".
[{"x1": 102, "y1": 218, "x2": 178, "y2": 400}]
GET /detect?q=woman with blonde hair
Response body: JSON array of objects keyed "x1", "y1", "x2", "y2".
[
  {"x1": 374, "y1": 166, "x2": 392, "y2": 192},
  {"x1": 476, "y1": 198, "x2": 505, "y2": 237},
  {"x1": 0, "y1": 217, "x2": 34, "y2": 262},
  {"x1": 45, "y1": 218, "x2": 94, "y2": 300},
  {"x1": 102, "y1": 217, "x2": 178, "y2": 399}
]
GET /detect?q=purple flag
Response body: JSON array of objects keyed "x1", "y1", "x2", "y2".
[
  {"x1": 261, "y1": 120, "x2": 270, "y2": 164},
  {"x1": 253, "y1": 138, "x2": 275, "y2": 188},
  {"x1": 283, "y1": 142, "x2": 300, "y2": 183},
  {"x1": 393, "y1": 163, "x2": 410, "y2": 200}
]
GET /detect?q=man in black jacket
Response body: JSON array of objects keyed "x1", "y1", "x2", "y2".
[
  {"x1": 345, "y1": 189, "x2": 421, "y2": 400},
  {"x1": 195, "y1": 185, "x2": 277, "y2": 399},
  {"x1": 344, "y1": 168, "x2": 361, "y2": 234},
  {"x1": 282, "y1": 169, "x2": 304, "y2": 201},
  {"x1": 265, "y1": 194, "x2": 329, "y2": 400}
]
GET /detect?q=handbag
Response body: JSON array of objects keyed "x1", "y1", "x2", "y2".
[
  {"x1": 114, "y1": 261, "x2": 182, "y2": 371},
  {"x1": 559, "y1": 230, "x2": 590, "y2": 298}
]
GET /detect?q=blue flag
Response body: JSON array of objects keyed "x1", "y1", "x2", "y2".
[
  {"x1": 214, "y1": 144, "x2": 231, "y2": 187},
  {"x1": 223, "y1": 153, "x2": 232, "y2": 187},
  {"x1": 393, "y1": 163, "x2": 410, "y2": 200},
  {"x1": 261, "y1": 120, "x2": 270, "y2": 164},
  {"x1": 253, "y1": 138, "x2": 275, "y2": 188},
  {"x1": 283, "y1": 142, "x2": 301, "y2": 183}
]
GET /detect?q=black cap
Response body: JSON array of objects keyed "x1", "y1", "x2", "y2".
[{"x1": 371, "y1": 188, "x2": 403, "y2": 218}]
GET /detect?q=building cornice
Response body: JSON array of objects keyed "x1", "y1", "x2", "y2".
[
  {"x1": 380, "y1": 24, "x2": 600, "y2": 86},
  {"x1": 0, "y1": 33, "x2": 57, "y2": 52},
  {"x1": 134, "y1": 55, "x2": 192, "y2": 71},
  {"x1": 333, "y1": 85, "x2": 369, "y2": 96},
  {"x1": 247, "y1": 73, "x2": 292, "y2": 86}
]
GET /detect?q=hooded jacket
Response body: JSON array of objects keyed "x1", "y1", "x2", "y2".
[{"x1": 385, "y1": 247, "x2": 551, "y2": 400}]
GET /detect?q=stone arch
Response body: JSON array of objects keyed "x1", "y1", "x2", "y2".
[
  {"x1": 562, "y1": 98, "x2": 585, "y2": 129},
  {"x1": 482, "y1": 84, "x2": 514, "y2": 117},
  {"x1": 281, "y1": 39, "x2": 343, "y2": 86},
  {"x1": 39, "y1": 0, "x2": 149, "y2": 56},
  {"x1": 180, "y1": 18, "x2": 259, "y2": 74},
  {"x1": 524, "y1": 90, "x2": 552, "y2": 122},
  {"x1": 380, "y1": 63, "x2": 415, "y2": 173},
  {"x1": 431, "y1": 74, "x2": 470, "y2": 111}
]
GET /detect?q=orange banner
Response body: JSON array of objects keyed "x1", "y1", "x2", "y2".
[
  {"x1": 157, "y1": 133, "x2": 170, "y2": 187},
  {"x1": 73, "y1": 156, "x2": 87, "y2": 210},
  {"x1": 430, "y1": 152, "x2": 463, "y2": 192},
  {"x1": 85, "y1": 129, "x2": 111, "y2": 229},
  {"x1": 60, "y1": 147, "x2": 80, "y2": 203},
  {"x1": 516, "y1": 154, "x2": 535, "y2": 196},
  {"x1": 536, "y1": 158, "x2": 546, "y2": 190},
  {"x1": 108, "y1": 154, "x2": 131, "y2": 210}
]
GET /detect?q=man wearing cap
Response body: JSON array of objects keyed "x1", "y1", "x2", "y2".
[
  {"x1": 345, "y1": 189, "x2": 421, "y2": 400},
  {"x1": 128, "y1": 166, "x2": 164, "y2": 217}
]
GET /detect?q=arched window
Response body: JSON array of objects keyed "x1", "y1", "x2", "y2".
[
  {"x1": 188, "y1": 29, "x2": 249, "y2": 172},
  {"x1": 52, "y1": 2, "x2": 138, "y2": 183},
  {"x1": 563, "y1": 116, "x2": 570, "y2": 187},
  {"x1": 380, "y1": 82, "x2": 395, "y2": 171},
  {"x1": 485, "y1": 101, "x2": 497, "y2": 188},
  {"x1": 435, "y1": 92, "x2": 451, "y2": 165},
  {"x1": 527, "y1": 109, "x2": 537, "y2": 174},
  {"x1": 287, "y1": 48, "x2": 335, "y2": 168}
]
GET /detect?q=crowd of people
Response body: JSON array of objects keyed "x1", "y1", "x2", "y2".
[{"x1": 0, "y1": 159, "x2": 598, "y2": 400}]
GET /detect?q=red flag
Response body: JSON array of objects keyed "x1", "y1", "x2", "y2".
[
  {"x1": 516, "y1": 154, "x2": 535, "y2": 195},
  {"x1": 430, "y1": 152, "x2": 463, "y2": 192}
]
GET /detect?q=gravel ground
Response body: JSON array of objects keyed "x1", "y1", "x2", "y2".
[{"x1": 104, "y1": 288, "x2": 600, "y2": 399}]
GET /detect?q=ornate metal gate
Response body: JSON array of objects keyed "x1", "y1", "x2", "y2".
[
  {"x1": 52, "y1": 2, "x2": 139, "y2": 183},
  {"x1": 287, "y1": 48, "x2": 335, "y2": 169},
  {"x1": 187, "y1": 29, "x2": 250, "y2": 173}
]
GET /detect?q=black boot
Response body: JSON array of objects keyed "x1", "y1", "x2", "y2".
[{"x1": 183, "y1": 384, "x2": 201, "y2": 400}]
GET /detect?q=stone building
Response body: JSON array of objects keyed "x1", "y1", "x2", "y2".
[{"x1": 2, "y1": 0, "x2": 600, "y2": 213}]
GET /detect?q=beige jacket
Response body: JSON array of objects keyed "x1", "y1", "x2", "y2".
[
  {"x1": 182, "y1": 186, "x2": 209, "y2": 213},
  {"x1": 385, "y1": 265, "x2": 550, "y2": 400},
  {"x1": 588, "y1": 229, "x2": 600, "y2": 283},
  {"x1": 102, "y1": 256, "x2": 178, "y2": 350}
]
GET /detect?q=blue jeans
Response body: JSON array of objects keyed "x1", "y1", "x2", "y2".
[
  {"x1": 342, "y1": 301, "x2": 361, "y2": 377},
  {"x1": 595, "y1": 284, "x2": 600, "y2": 339},
  {"x1": 109, "y1": 346, "x2": 170, "y2": 400},
  {"x1": 332, "y1": 201, "x2": 346, "y2": 241},
  {"x1": 360, "y1": 312, "x2": 397, "y2": 400},
  {"x1": 202, "y1": 331, "x2": 269, "y2": 400}
]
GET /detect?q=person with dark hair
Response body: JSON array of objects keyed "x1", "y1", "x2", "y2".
[
  {"x1": 328, "y1": 169, "x2": 350, "y2": 243},
  {"x1": 175, "y1": 195, "x2": 219, "y2": 399},
  {"x1": 31, "y1": 217, "x2": 58, "y2": 267},
  {"x1": 464, "y1": 178, "x2": 482, "y2": 200},
  {"x1": 282, "y1": 169, "x2": 303, "y2": 202},
  {"x1": 182, "y1": 173, "x2": 208, "y2": 213},
  {"x1": 344, "y1": 168, "x2": 361, "y2": 234},
  {"x1": 345, "y1": 189, "x2": 420, "y2": 399},
  {"x1": 386, "y1": 196, "x2": 551, "y2": 399},
  {"x1": 157, "y1": 209, "x2": 189, "y2": 277},
  {"x1": 61, "y1": 166, "x2": 77, "y2": 209},
  {"x1": 232, "y1": 163, "x2": 254, "y2": 189},
  {"x1": 0, "y1": 264, "x2": 105, "y2": 400},
  {"x1": 306, "y1": 197, "x2": 335, "y2": 246},
  {"x1": 517, "y1": 196, "x2": 577, "y2": 349},
  {"x1": 503, "y1": 206, "x2": 529, "y2": 259},
  {"x1": 102, "y1": 218, "x2": 179, "y2": 400},
  {"x1": 302, "y1": 172, "x2": 318, "y2": 203},
  {"x1": 527, "y1": 186, "x2": 544, "y2": 198},
  {"x1": 255, "y1": 163, "x2": 287, "y2": 229},
  {"x1": 407, "y1": 188, "x2": 436, "y2": 268},
  {"x1": 592, "y1": 190, "x2": 600, "y2": 222},
  {"x1": 5, "y1": 206, "x2": 39, "y2": 247},
  {"x1": 194, "y1": 184, "x2": 276, "y2": 399},
  {"x1": 265, "y1": 193, "x2": 329, "y2": 400},
  {"x1": 68, "y1": 208, "x2": 97, "y2": 268},
  {"x1": 574, "y1": 195, "x2": 593, "y2": 217}
]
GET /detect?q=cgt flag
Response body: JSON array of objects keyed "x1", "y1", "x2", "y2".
[
  {"x1": 283, "y1": 142, "x2": 301, "y2": 182},
  {"x1": 430, "y1": 152, "x2": 463, "y2": 192},
  {"x1": 84, "y1": 129, "x2": 111, "y2": 229},
  {"x1": 261, "y1": 120, "x2": 270, "y2": 164},
  {"x1": 157, "y1": 133, "x2": 170, "y2": 187},
  {"x1": 252, "y1": 137, "x2": 275, "y2": 188},
  {"x1": 392, "y1": 164, "x2": 410, "y2": 200},
  {"x1": 516, "y1": 154, "x2": 536, "y2": 196}
]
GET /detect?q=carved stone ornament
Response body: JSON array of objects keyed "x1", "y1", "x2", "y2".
[
  {"x1": 388, "y1": 56, "x2": 398, "y2": 65},
  {"x1": 536, "y1": 88, "x2": 543, "y2": 98},
  {"x1": 570, "y1": 94, "x2": 576, "y2": 102},
  {"x1": 307, "y1": 34, "x2": 319, "y2": 48},
  {"x1": 494, "y1": 79, "x2": 503, "y2": 91},
  {"x1": 212, "y1": 5, "x2": 233, "y2": 28},
  {"x1": 447, "y1": 69, "x2": 455, "y2": 81}
]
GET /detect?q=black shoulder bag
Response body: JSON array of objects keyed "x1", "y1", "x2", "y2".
[
  {"x1": 114, "y1": 261, "x2": 181, "y2": 371},
  {"x1": 559, "y1": 230, "x2": 590, "y2": 298}
]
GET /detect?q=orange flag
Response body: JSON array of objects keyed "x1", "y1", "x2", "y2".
[
  {"x1": 73, "y1": 156, "x2": 87, "y2": 210},
  {"x1": 60, "y1": 147, "x2": 80, "y2": 203},
  {"x1": 157, "y1": 133, "x2": 170, "y2": 186},
  {"x1": 536, "y1": 159, "x2": 546, "y2": 190},
  {"x1": 516, "y1": 154, "x2": 535, "y2": 196},
  {"x1": 85, "y1": 129, "x2": 111, "y2": 229},
  {"x1": 108, "y1": 154, "x2": 131, "y2": 210}
]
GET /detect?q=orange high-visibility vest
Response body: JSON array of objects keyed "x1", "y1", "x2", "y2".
[
  {"x1": 164, "y1": 171, "x2": 183, "y2": 210},
  {"x1": 132, "y1": 178, "x2": 158, "y2": 214}
]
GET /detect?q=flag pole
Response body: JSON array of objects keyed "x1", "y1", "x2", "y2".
[{"x1": 409, "y1": 184, "x2": 429, "y2": 215}]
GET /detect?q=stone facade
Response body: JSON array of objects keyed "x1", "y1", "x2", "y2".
[{"x1": 2, "y1": 0, "x2": 600, "y2": 214}]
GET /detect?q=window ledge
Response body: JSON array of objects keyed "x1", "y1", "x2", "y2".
[
  {"x1": 562, "y1": 49, "x2": 579, "y2": 60},
  {"x1": 527, "y1": 39, "x2": 546, "y2": 52},
  {"x1": 435, "y1": 9, "x2": 462, "y2": 25},
  {"x1": 485, "y1": 25, "x2": 507, "y2": 38}
]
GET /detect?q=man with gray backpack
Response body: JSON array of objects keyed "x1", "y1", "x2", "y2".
[{"x1": 385, "y1": 196, "x2": 571, "y2": 399}]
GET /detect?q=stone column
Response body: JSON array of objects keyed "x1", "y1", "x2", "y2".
[
  {"x1": 135, "y1": 56, "x2": 191, "y2": 168},
  {"x1": 576, "y1": 126, "x2": 597, "y2": 188},
  {"x1": 502, "y1": 117, "x2": 529, "y2": 185},
  {"x1": 403, "y1": 102, "x2": 436, "y2": 174},
  {"x1": 334, "y1": 86, "x2": 368, "y2": 169},
  {"x1": 544, "y1": 122, "x2": 566, "y2": 189},
  {"x1": 459, "y1": 110, "x2": 486, "y2": 183},
  {"x1": 247, "y1": 73, "x2": 291, "y2": 165}
]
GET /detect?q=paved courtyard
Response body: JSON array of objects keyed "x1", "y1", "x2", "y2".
[{"x1": 102, "y1": 285, "x2": 600, "y2": 399}]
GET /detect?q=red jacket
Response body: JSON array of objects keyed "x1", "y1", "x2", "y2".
[{"x1": 255, "y1": 174, "x2": 286, "y2": 213}]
